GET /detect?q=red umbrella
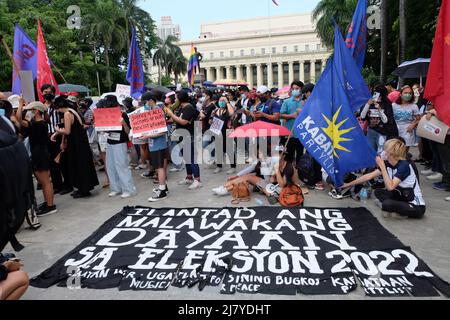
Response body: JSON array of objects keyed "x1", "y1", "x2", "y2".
[{"x1": 228, "y1": 121, "x2": 292, "y2": 138}]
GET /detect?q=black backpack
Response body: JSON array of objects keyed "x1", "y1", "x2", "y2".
[{"x1": 296, "y1": 153, "x2": 316, "y2": 186}]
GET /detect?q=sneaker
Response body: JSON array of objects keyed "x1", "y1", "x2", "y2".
[
  {"x1": 141, "y1": 171, "x2": 153, "y2": 179},
  {"x1": 433, "y1": 182, "x2": 450, "y2": 191},
  {"x1": 121, "y1": 193, "x2": 133, "y2": 199},
  {"x1": 59, "y1": 188, "x2": 73, "y2": 195},
  {"x1": 420, "y1": 169, "x2": 434, "y2": 175},
  {"x1": 38, "y1": 202, "x2": 47, "y2": 211},
  {"x1": 315, "y1": 182, "x2": 325, "y2": 191},
  {"x1": 329, "y1": 190, "x2": 343, "y2": 200},
  {"x1": 152, "y1": 186, "x2": 170, "y2": 194},
  {"x1": 148, "y1": 189, "x2": 168, "y2": 202},
  {"x1": 427, "y1": 173, "x2": 443, "y2": 181},
  {"x1": 169, "y1": 167, "x2": 183, "y2": 172},
  {"x1": 213, "y1": 167, "x2": 223, "y2": 174},
  {"x1": 135, "y1": 164, "x2": 148, "y2": 170},
  {"x1": 212, "y1": 186, "x2": 229, "y2": 196},
  {"x1": 188, "y1": 180, "x2": 203, "y2": 190},
  {"x1": 37, "y1": 204, "x2": 57, "y2": 217},
  {"x1": 178, "y1": 178, "x2": 194, "y2": 185},
  {"x1": 227, "y1": 168, "x2": 236, "y2": 175},
  {"x1": 108, "y1": 191, "x2": 121, "y2": 197},
  {"x1": 446, "y1": 197, "x2": 450, "y2": 202}
]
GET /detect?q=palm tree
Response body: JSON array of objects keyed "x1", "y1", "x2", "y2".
[
  {"x1": 380, "y1": 0, "x2": 389, "y2": 83},
  {"x1": 153, "y1": 35, "x2": 179, "y2": 83},
  {"x1": 119, "y1": 0, "x2": 147, "y2": 50},
  {"x1": 170, "y1": 49, "x2": 188, "y2": 85},
  {"x1": 84, "y1": 0, "x2": 128, "y2": 91},
  {"x1": 312, "y1": 0, "x2": 358, "y2": 48}
]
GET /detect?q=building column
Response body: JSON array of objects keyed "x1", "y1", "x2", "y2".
[
  {"x1": 236, "y1": 65, "x2": 242, "y2": 81},
  {"x1": 300, "y1": 61, "x2": 305, "y2": 83},
  {"x1": 277, "y1": 62, "x2": 284, "y2": 88},
  {"x1": 288, "y1": 61, "x2": 294, "y2": 84},
  {"x1": 246, "y1": 65, "x2": 253, "y2": 88},
  {"x1": 267, "y1": 63, "x2": 273, "y2": 89},
  {"x1": 256, "y1": 63, "x2": 263, "y2": 88},
  {"x1": 225, "y1": 66, "x2": 232, "y2": 80},
  {"x1": 310, "y1": 60, "x2": 316, "y2": 83},
  {"x1": 206, "y1": 67, "x2": 213, "y2": 81}
]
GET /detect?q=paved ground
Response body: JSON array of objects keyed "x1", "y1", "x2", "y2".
[{"x1": 7, "y1": 147, "x2": 450, "y2": 300}]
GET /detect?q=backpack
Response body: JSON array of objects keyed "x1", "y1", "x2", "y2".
[
  {"x1": 279, "y1": 184, "x2": 304, "y2": 207},
  {"x1": 296, "y1": 153, "x2": 316, "y2": 186},
  {"x1": 231, "y1": 182, "x2": 251, "y2": 204}
]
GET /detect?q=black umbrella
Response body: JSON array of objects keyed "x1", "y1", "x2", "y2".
[
  {"x1": 151, "y1": 86, "x2": 171, "y2": 95},
  {"x1": 392, "y1": 58, "x2": 430, "y2": 86}
]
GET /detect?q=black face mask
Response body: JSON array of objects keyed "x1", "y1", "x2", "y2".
[
  {"x1": 43, "y1": 93, "x2": 55, "y2": 101},
  {"x1": 260, "y1": 96, "x2": 268, "y2": 103}
]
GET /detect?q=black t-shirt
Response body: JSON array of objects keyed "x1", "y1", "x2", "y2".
[
  {"x1": 28, "y1": 120, "x2": 49, "y2": 149},
  {"x1": 176, "y1": 104, "x2": 197, "y2": 135},
  {"x1": 202, "y1": 102, "x2": 216, "y2": 132},
  {"x1": 107, "y1": 112, "x2": 130, "y2": 145}
]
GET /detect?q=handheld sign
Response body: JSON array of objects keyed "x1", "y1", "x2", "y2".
[
  {"x1": 210, "y1": 117, "x2": 225, "y2": 136},
  {"x1": 129, "y1": 108, "x2": 168, "y2": 138},
  {"x1": 20, "y1": 70, "x2": 36, "y2": 103},
  {"x1": 93, "y1": 107, "x2": 122, "y2": 131},
  {"x1": 417, "y1": 115, "x2": 450, "y2": 144}
]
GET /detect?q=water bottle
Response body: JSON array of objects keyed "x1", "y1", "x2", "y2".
[
  {"x1": 360, "y1": 187, "x2": 368, "y2": 204},
  {"x1": 255, "y1": 197, "x2": 264, "y2": 206}
]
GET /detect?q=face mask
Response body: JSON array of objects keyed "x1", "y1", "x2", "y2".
[
  {"x1": 0, "y1": 109, "x2": 5, "y2": 117},
  {"x1": 260, "y1": 96, "x2": 268, "y2": 103},
  {"x1": 218, "y1": 101, "x2": 227, "y2": 108},
  {"x1": 292, "y1": 90, "x2": 301, "y2": 98},
  {"x1": 402, "y1": 93, "x2": 413, "y2": 102},
  {"x1": 144, "y1": 103, "x2": 151, "y2": 111},
  {"x1": 43, "y1": 93, "x2": 55, "y2": 101}
]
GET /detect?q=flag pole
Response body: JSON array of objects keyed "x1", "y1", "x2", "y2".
[
  {"x1": 268, "y1": 0, "x2": 273, "y2": 72},
  {"x1": 0, "y1": 34, "x2": 22, "y2": 79}
]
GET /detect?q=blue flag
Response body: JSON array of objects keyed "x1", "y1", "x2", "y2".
[
  {"x1": 12, "y1": 24, "x2": 38, "y2": 95},
  {"x1": 126, "y1": 28, "x2": 145, "y2": 99},
  {"x1": 345, "y1": 0, "x2": 367, "y2": 70},
  {"x1": 294, "y1": 26, "x2": 375, "y2": 187}
]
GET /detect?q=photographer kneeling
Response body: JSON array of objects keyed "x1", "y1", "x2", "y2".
[{"x1": 342, "y1": 138, "x2": 425, "y2": 219}]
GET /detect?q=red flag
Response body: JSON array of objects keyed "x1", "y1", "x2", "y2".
[
  {"x1": 37, "y1": 19, "x2": 59, "y2": 102},
  {"x1": 424, "y1": 0, "x2": 450, "y2": 126}
]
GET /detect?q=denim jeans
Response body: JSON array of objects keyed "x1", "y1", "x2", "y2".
[
  {"x1": 106, "y1": 143, "x2": 137, "y2": 194},
  {"x1": 170, "y1": 140, "x2": 183, "y2": 169},
  {"x1": 430, "y1": 140, "x2": 443, "y2": 173},
  {"x1": 182, "y1": 139, "x2": 200, "y2": 179}
]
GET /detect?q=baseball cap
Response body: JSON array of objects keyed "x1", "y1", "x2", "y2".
[
  {"x1": 23, "y1": 101, "x2": 47, "y2": 113},
  {"x1": 256, "y1": 85, "x2": 269, "y2": 94},
  {"x1": 67, "y1": 96, "x2": 79, "y2": 103},
  {"x1": 7, "y1": 95, "x2": 21, "y2": 109}
]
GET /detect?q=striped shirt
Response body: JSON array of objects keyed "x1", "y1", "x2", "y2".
[{"x1": 47, "y1": 106, "x2": 60, "y2": 135}]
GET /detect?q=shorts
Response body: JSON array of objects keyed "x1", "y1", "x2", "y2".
[{"x1": 150, "y1": 148, "x2": 169, "y2": 169}]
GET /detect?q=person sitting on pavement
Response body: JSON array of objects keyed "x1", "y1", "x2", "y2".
[
  {"x1": 0, "y1": 254, "x2": 29, "y2": 300},
  {"x1": 341, "y1": 138, "x2": 426, "y2": 219},
  {"x1": 212, "y1": 145, "x2": 294, "y2": 204}
]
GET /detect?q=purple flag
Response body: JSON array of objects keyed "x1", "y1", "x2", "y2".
[
  {"x1": 345, "y1": 0, "x2": 367, "y2": 70},
  {"x1": 12, "y1": 24, "x2": 38, "y2": 95},
  {"x1": 126, "y1": 28, "x2": 145, "y2": 99}
]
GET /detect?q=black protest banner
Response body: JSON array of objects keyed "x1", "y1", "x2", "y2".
[{"x1": 30, "y1": 207, "x2": 450, "y2": 297}]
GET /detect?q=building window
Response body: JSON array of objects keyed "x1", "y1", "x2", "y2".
[
  {"x1": 251, "y1": 49, "x2": 255, "y2": 56},
  {"x1": 240, "y1": 49, "x2": 244, "y2": 56},
  {"x1": 316, "y1": 44, "x2": 321, "y2": 51},
  {"x1": 305, "y1": 45, "x2": 309, "y2": 52},
  {"x1": 294, "y1": 45, "x2": 298, "y2": 52},
  {"x1": 220, "y1": 51, "x2": 224, "y2": 58},
  {"x1": 261, "y1": 48, "x2": 266, "y2": 55},
  {"x1": 230, "y1": 50, "x2": 234, "y2": 57},
  {"x1": 210, "y1": 52, "x2": 214, "y2": 59},
  {"x1": 283, "y1": 46, "x2": 287, "y2": 54},
  {"x1": 272, "y1": 47, "x2": 276, "y2": 54}
]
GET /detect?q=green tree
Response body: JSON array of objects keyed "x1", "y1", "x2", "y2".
[
  {"x1": 153, "y1": 35, "x2": 180, "y2": 82},
  {"x1": 168, "y1": 46, "x2": 187, "y2": 85}
]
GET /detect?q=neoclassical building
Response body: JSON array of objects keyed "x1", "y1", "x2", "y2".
[{"x1": 178, "y1": 12, "x2": 332, "y2": 88}]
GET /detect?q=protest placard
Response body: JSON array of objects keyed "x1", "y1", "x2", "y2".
[
  {"x1": 210, "y1": 117, "x2": 225, "y2": 136},
  {"x1": 129, "y1": 108, "x2": 168, "y2": 138},
  {"x1": 93, "y1": 107, "x2": 122, "y2": 131},
  {"x1": 20, "y1": 70, "x2": 36, "y2": 103},
  {"x1": 417, "y1": 115, "x2": 450, "y2": 144}
]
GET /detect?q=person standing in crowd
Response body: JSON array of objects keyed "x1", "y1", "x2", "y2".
[
  {"x1": 251, "y1": 86, "x2": 281, "y2": 125},
  {"x1": 41, "y1": 84, "x2": 68, "y2": 195},
  {"x1": 211, "y1": 95, "x2": 236, "y2": 174},
  {"x1": 165, "y1": 92, "x2": 184, "y2": 173},
  {"x1": 166, "y1": 90, "x2": 202, "y2": 190},
  {"x1": 281, "y1": 80, "x2": 305, "y2": 164},
  {"x1": 100, "y1": 95, "x2": 137, "y2": 199},
  {"x1": 342, "y1": 139, "x2": 426, "y2": 219},
  {"x1": 51, "y1": 96, "x2": 99, "y2": 198},
  {"x1": 424, "y1": 108, "x2": 450, "y2": 198},
  {"x1": 16, "y1": 101, "x2": 56, "y2": 216},
  {"x1": 199, "y1": 90, "x2": 218, "y2": 167},
  {"x1": 392, "y1": 85, "x2": 421, "y2": 153},
  {"x1": 140, "y1": 93, "x2": 170, "y2": 202},
  {"x1": 361, "y1": 85, "x2": 398, "y2": 153}
]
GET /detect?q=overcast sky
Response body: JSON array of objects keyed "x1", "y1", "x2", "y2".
[{"x1": 141, "y1": 0, "x2": 321, "y2": 41}]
